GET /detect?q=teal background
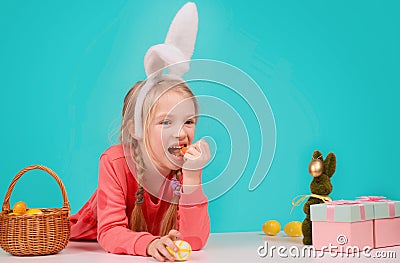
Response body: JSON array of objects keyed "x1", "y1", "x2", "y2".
[{"x1": 1, "y1": 0, "x2": 399, "y2": 233}]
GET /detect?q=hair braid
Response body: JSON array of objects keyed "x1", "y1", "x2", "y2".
[
  {"x1": 129, "y1": 139, "x2": 148, "y2": 232},
  {"x1": 159, "y1": 169, "x2": 181, "y2": 236}
]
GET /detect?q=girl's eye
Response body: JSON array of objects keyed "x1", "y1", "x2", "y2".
[
  {"x1": 160, "y1": 120, "x2": 171, "y2": 125},
  {"x1": 185, "y1": 119, "x2": 195, "y2": 125}
]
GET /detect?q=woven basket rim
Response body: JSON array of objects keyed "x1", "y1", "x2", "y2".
[{"x1": 0, "y1": 208, "x2": 69, "y2": 217}]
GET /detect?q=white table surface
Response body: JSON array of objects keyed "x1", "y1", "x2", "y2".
[{"x1": 1, "y1": 232, "x2": 399, "y2": 262}]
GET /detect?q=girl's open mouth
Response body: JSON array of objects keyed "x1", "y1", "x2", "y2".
[{"x1": 168, "y1": 144, "x2": 187, "y2": 157}]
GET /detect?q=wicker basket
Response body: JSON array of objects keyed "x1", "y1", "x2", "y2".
[{"x1": 0, "y1": 165, "x2": 70, "y2": 256}]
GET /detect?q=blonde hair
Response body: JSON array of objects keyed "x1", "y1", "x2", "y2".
[{"x1": 120, "y1": 79, "x2": 199, "y2": 236}]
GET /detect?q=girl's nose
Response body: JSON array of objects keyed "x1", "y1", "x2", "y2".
[{"x1": 175, "y1": 125, "x2": 187, "y2": 139}]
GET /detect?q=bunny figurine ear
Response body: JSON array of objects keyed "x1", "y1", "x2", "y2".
[
  {"x1": 144, "y1": 2, "x2": 198, "y2": 78},
  {"x1": 134, "y1": 2, "x2": 199, "y2": 138}
]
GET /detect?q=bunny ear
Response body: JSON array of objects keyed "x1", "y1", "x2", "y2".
[
  {"x1": 144, "y1": 44, "x2": 189, "y2": 77},
  {"x1": 135, "y1": 2, "x2": 198, "y2": 138},
  {"x1": 143, "y1": 2, "x2": 198, "y2": 78},
  {"x1": 165, "y1": 2, "x2": 198, "y2": 60}
]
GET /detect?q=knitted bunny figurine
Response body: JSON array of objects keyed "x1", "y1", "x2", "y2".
[{"x1": 302, "y1": 150, "x2": 336, "y2": 245}]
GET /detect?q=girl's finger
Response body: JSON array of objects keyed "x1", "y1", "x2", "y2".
[
  {"x1": 200, "y1": 139, "x2": 209, "y2": 153},
  {"x1": 199, "y1": 139, "x2": 210, "y2": 160},
  {"x1": 194, "y1": 140, "x2": 202, "y2": 151},
  {"x1": 163, "y1": 237, "x2": 178, "y2": 253},
  {"x1": 168, "y1": 229, "x2": 183, "y2": 240},
  {"x1": 186, "y1": 142, "x2": 200, "y2": 153},
  {"x1": 153, "y1": 249, "x2": 165, "y2": 262},
  {"x1": 158, "y1": 242, "x2": 175, "y2": 261},
  {"x1": 185, "y1": 146, "x2": 197, "y2": 155},
  {"x1": 183, "y1": 152, "x2": 197, "y2": 161}
]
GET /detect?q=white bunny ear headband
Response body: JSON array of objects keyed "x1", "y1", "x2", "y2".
[{"x1": 133, "y1": 2, "x2": 198, "y2": 138}]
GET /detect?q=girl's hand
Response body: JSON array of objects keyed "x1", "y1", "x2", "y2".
[
  {"x1": 147, "y1": 230, "x2": 183, "y2": 262},
  {"x1": 182, "y1": 139, "x2": 210, "y2": 172}
]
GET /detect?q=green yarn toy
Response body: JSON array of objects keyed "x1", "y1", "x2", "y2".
[{"x1": 302, "y1": 150, "x2": 336, "y2": 245}]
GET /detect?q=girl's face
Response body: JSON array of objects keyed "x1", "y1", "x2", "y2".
[{"x1": 146, "y1": 90, "x2": 197, "y2": 175}]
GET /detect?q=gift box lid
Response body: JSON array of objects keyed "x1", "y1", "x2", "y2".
[
  {"x1": 357, "y1": 197, "x2": 400, "y2": 219},
  {"x1": 373, "y1": 201, "x2": 400, "y2": 219},
  {"x1": 311, "y1": 201, "x2": 374, "y2": 223}
]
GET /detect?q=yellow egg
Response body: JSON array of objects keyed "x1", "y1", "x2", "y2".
[
  {"x1": 26, "y1": 209, "x2": 43, "y2": 215},
  {"x1": 166, "y1": 240, "x2": 192, "y2": 261},
  {"x1": 13, "y1": 201, "x2": 27, "y2": 214},
  {"x1": 262, "y1": 220, "x2": 281, "y2": 236},
  {"x1": 7, "y1": 212, "x2": 20, "y2": 216},
  {"x1": 284, "y1": 221, "x2": 303, "y2": 237}
]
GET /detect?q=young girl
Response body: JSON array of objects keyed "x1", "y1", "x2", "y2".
[
  {"x1": 70, "y1": 79, "x2": 210, "y2": 261},
  {"x1": 70, "y1": 3, "x2": 210, "y2": 262}
]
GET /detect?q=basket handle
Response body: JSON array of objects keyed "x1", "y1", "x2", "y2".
[{"x1": 2, "y1": 165, "x2": 70, "y2": 212}]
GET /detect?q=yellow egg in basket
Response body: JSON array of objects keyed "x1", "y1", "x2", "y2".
[
  {"x1": 26, "y1": 209, "x2": 43, "y2": 215},
  {"x1": 12, "y1": 201, "x2": 27, "y2": 214},
  {"x1": 7, "y1": 213, "x2": 19, "y2": 216},
  {"x1": 166, "y1": 240, "x2": 192, "y2": 261}
]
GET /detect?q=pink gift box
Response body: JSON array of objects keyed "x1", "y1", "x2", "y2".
[
  {"x1": 312, "y1": 221, "x2": 374, "y2": 252},
  {"x1": 374, "y1": 217, "x2": 400, "y2": 248},
  {"x1": 311, "y1": 200, "x2": 375, "y2": 252},
  {"x1": 357, "y1": 196, "x2": 400, "y2": 248}
]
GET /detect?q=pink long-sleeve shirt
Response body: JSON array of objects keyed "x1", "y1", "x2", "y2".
[{"x1": 70, "y1": 144, "x2": 210, "y2": 256}]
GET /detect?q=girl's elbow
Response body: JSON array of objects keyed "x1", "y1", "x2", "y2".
[
  {"x1": 186, "y1": 233, "x2": 209, "y2": 251},
  {"x1": 186, "y1": 237, "x2": 204, "y2": 251}
]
